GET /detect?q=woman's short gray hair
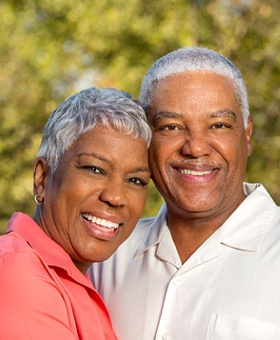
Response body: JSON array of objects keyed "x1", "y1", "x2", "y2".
[
  {"x1": 37, "y1": 87, "x2": 151, "y2": 173},
  {"x1": 140, "y1": 47, "x2": 249, "y2": 127}
]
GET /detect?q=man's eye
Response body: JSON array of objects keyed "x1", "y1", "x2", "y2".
[
  {"x1": 127, "y1": 177, "x2": 148, "y2": 186},
  {"x1": 159, "y1": 125, "x2": 180, "y2": 131},
  {"x1": 211, "y1": 123, "x2": 231, "y2": 129}
]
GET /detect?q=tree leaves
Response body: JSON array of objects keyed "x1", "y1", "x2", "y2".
[{"x1": 0, "y1": 0, "x2": 279, "y2": 232}]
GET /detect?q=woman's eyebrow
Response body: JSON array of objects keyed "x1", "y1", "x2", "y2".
[{"x1": 77, "y1": 153, "x2": 109, "y2": 163}]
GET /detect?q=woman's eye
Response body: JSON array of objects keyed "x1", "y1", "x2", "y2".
[
  {"x1": 127, "y1": 177, "x2": 148, "y2": 186},
  {"x1": 83, "y1": 166, "x2": 104, "y2": 175}
]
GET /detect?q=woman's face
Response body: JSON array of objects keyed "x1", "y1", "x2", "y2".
[{"x1": 33, "y1": 124, "x2": 150, "y2": 274}]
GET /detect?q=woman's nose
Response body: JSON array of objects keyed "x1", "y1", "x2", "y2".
[{"x1": 99, "y1": 181, "x2": 126, "y2": 207}]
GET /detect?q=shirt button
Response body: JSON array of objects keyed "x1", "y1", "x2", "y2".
[{"x1": 162, "y1": 333, "x2": 171, "y2": 340}]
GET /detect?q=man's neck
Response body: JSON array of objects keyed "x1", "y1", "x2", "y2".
[
  {"x1": 166, "y1": 209, "x2": 234, "y2": 264},
  {"x1": 165, "y1": 191, "x2": 247, "y2": 263}
]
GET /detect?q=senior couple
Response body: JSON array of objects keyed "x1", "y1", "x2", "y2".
[{"x1": 1, "y1": 47, "x2": 280, "y2": 339}]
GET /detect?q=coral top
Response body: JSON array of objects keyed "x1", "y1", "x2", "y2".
[{"x1": 0, "y1": 212, "x2": 117, "y2": 339}]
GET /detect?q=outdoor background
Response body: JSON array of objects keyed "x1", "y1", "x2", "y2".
[{"x1": 1, "y1": 0, "x2": 279, "y2": 234}]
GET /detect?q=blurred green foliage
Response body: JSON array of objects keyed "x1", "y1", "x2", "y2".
[{"x1": 0, "y1": 0, "x2": 279, "y2": 234}]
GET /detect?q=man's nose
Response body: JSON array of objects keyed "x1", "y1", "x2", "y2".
[{"x1": 181, "y1": 131, "x2": 212, "y2": 158}]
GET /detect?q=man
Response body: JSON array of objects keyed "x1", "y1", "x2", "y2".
[{"x1": 90, "y1": 47, "x2": 280, "y2": 339}]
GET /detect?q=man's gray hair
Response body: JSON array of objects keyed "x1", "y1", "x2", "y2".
[
  {"x1": 140, "y1": 47, "x2": 249, "y2": 126},
  {"x1": 37, "y1": 87, "x2": 151, "y2": 173}
]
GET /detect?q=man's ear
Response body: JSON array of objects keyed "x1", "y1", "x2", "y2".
[
  {"x1": 245, "y1": 116, "x2": 253, "y2": 156},
  {"x1": 33, "y1": 158, "x2": 50, "y2": 204}
]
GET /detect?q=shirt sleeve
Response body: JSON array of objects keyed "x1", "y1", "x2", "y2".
[{"x1": 0, "y1": 250, "x2": 78, "y2": 339}]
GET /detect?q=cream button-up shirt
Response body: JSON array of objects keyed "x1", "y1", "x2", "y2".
[{"x1": 90, "y1": 183, "x2": 280, "y2": 340}]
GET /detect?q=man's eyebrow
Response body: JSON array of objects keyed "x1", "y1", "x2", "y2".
[
  {"x1": 150, "y1": 111, "x2": 183, "y2": 123},
  {"x1": 150, "y1": 109, "x2": 237, "y2": 124},
  {"x1": 209, "y1": 109, "x2": 237, "y2": 121}
]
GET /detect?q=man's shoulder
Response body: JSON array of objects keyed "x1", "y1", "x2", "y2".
[
  {"x1": 90, "y1": 215, "x2": 160, "y2": 272},
  {"x1": 116, "y1": 215, "x2": 157, "y2": 249},
  {"x1": 136, "y1": 216, "x2": 156, "y2": 228}
]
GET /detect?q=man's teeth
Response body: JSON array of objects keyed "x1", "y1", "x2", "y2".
[
  {"x1": 82, "y1": 214, "x2": 120, "y2": 230},
  {"x1": 179, "y1": 169, "x2": 212, "y2": 176}
]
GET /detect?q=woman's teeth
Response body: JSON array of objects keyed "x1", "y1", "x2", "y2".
[{"x1": 82, "y1": 214, "x2": 120, "y2": 230}]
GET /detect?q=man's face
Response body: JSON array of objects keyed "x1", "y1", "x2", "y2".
[{"x1": 147, "y1": 71, "x2": 253, "y2": 220}]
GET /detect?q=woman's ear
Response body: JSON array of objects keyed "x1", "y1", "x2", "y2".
[{"x1": 33, "y1": 158, "x2": 50, "y2": 204}]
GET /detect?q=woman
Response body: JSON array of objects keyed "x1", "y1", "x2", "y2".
[{"x1": 0, "y1": 88, "x2": 151, "y2": 339}]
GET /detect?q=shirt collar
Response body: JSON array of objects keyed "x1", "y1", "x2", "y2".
[
  {"x1": 7, "y1": 212, "x2": 92, "y2": 287},
  {"x1": 135, "y1": 204, "x2": 168, "y2": 256},
  {"x1": 135, "y1": 183, "x2": 278, "y2": 258},
  {"x1": 220, "y1": 183, "x2": 278, "y2": 251}
]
